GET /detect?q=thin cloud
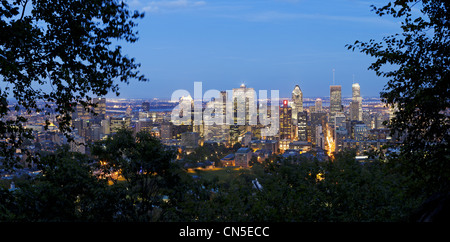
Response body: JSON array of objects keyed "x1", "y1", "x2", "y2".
[
  {"x1": 139, "y1": 0, "x2": 207, "y2": 13},
  {"x1": 218, "y1": 10, "x2": 398, "y2": 26}
]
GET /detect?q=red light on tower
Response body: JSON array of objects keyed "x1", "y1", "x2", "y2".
[{"x1": 283, "y1": 100, "x2": 288, "y2": 107}]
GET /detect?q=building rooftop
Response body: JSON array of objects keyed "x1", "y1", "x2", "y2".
[
  {"x1": 250, "y1": 139, "x2": 278, "y2": 144},
  {"x1": 221, "y1": 154, "x2": 235, "y2": 160},
  {"x1": 236, "y1": 147, "x2": 252, "y2": 154}
]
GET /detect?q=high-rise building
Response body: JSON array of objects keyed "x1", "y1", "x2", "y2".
[
  {"x1": 334, "y1": 112, "x2": 348, "y2": 152},
  {"x1": 310, "y1": 112, "x2": 327, "y2": 146},
  {"x1": 279, "y1": 99, "x2": 292, "y2": 141},
  {"x1": 161, "y1": 122, "x2": 173, "y2": 140},
  {"x1": 92, "y1": 97, "x2": 106, "y2": 120},
  {"x1": 350, "y1": 101, "x2": 360, "y2": 121},
  {"x1": 329, "y1": 85, "x2": 342, "y2": 127},
  {"x1": 297, "y1": 111, "x2": 308, "y2": 142},
  {"x1": 204, "y1": 91, "x2": 230, "y2": 144},
  {"x1": 350, "y1": 83, "x2": 362, "y2": 121},
  {"x1": 229, "y1": 84, "x2": 257, "y2": 145},
  {"x1": 173, "y1": 95, "x2": 193, "y2": 126},
  {"x1": 315, "y1": 98, "x2": 323, "y2": 112},
  {"x1": 232, "y1": 84, "x2": 256, "y2": 126},
  {"x1": 352, "y1": 83, "x2": 360, "y2": 99},
  {"x1": 316, "y1": 124, "x2": 325, "y2": 150},
  {"x1": 353, "y1": 123, "x2": 368, "y2": 141},
  {"x1": 73, "y1": 104, "x2": 91, "y2": 120},
  {"x1": 291, "y1": 85, "x2": 303, "y2": 125},
  {"x1": 109, "y1": 116, "x2": 131, "y2": 133},
  {"x1": 330, "y1": 85, "x2": 342, "y2": 114}
]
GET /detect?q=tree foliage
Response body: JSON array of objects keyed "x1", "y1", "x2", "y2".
[
  {"x1": 0, "y1": 147, "x2": 118, "y2": 221},
  {"x1": 91, "y1": 128, "x2": 185, "y2": 221},
  {"x1": 346, "y1": 0, "x2": 450, "y2": 195},
  {"x1": 0, "y1": 0, "x2": 146, "y2": 170},
  {"x1": 167, "y1": 151, "x2": 419, "y2": 222},
  {"x1": 0, "y1": 138, "x2": 423, "y2": 222}
]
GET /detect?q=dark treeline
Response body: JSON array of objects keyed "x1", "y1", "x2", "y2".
[{"x1": 0, "y1": 129, "x2": 428, "y2": 222}]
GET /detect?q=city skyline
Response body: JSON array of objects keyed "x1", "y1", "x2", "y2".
[{"x1": 106, "y1": 0, "x2": 402, "y2": 99}]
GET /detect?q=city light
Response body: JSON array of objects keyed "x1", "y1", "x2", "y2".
[{"x1": 325, "y1": 125, "x2": 335, "y2": 159}]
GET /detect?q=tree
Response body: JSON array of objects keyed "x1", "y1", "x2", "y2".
[
  {"x1": 1, "y1": 147, "x2": 118, "y2": 221},
  {"x1": 91, "y1": 128, "x2": 184, "y2": 221},
  {"x1": 347, "y1": 0, "x2": 450, "y2": 195},
  {"x1": 0, "y1": 0, "x2": 146, "y2": 170}
]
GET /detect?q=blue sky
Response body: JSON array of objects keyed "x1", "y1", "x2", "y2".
[{"x1": 111, "y1": 0, "x2": 401, "y2": 99}]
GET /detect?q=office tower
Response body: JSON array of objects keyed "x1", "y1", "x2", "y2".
[
  {"x1": 352, "y1": 83, "x2": 360, "y2": 99},
  {"x1": 350, "y1": 83, "x2": 362, "y2": 121},
  {"x1": 315, "y1": 98, "x2": 323, "y2": 112},
  {"x1": 230, "y1": 84, "x2": 256, "y2": 145},
  {"x1": 334, "y1": 112, "x2": 348, "y2": 152},
  {"x1": 350, "y1": 101, "x2": 360, "y2": 121},
  {"x1": 92, "y1": 97, "x2": 106, "y2": 120},
  {"x1": 135, "y1": 119, "x2": 153, "y2": 133},
  {"x1": 279, "y1": 100, "x2": 292, "y2": 141},
  {"x1": 101, "y1": 119, "x2": 110, "y2": 135},
  {"x1": 72, "y1": 97, "x2": 106, "y2": 122},
  {"x1": 330, "y1": 85, "x2": 342, "y2": 114},
  {"x1": 232, "y1": 84, "x2": 256, "y2": 126},
  {"x1": 310, "y1": 112, "x2": 327, "y2": 146},
  {"x1": 291, "y1": 85, "x2": 303, "y2": 125},
  {"x1": 329, "y1": 85, "x2": 342, "y2": 127},
  {"x1": 297, "y1": 111, "x2": 308, "y2": 142},
  {"x1": 173, "y1": 94, "x2": 193, "y2": 126},
  {"x1": 353, "y1": 123, "x2": 368, "y2": 141},
  {"x1": 109, "y1": 116, "x2": 131, "y2": 133},
  {"x1": 316, "y1": 124, "x2": 325, "y2": 150},
  {"x1": 73, "y1": 104, "x2": 91, "y2": 120},
  {"x1": 204, "y1": 91, "x2": 230, "y2": 144}
]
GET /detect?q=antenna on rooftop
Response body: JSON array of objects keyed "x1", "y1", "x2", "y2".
[{"x1": 332, "y1": 69, "x2": 335, "y2": 85}]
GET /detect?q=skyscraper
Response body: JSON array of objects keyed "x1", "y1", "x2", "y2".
[
  {"x1": 315, "y1": 98, "x2": 323, "y2": 113},
  {"x1": 203, "y1": 91, "x2": 230, "y2": 144},
  {"x1": 350, "y1": 83, "x2": 362, "y2": 121},
  {"x1": 297, "y1": 111, "x2": 308, "y2": 142},
  {"x1": 232, "y1": 84, "x2": 256, "y2": 126},
  {"x1": 291, "y1": 85, "x2": 303, "y2": 125},
  {"x1": 279, "y1": 99, "x2": 292, "y2": 141},
  {"x1": 92, "y1": 97, "x2": 106, "y2": 120},
  {"x1": 330, "y1": 85, "x2": 342, "y2": 114},
  {"x1": 352, "y1": 82, "x2": 360, "y2": 99},
  {"x1": 73, "y1": 97, "x2": 106, "y2": 121}
]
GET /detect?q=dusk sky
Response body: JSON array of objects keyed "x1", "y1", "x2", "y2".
[{"x1": 107, "y1": 0, "x2": 402, "y2": 99}]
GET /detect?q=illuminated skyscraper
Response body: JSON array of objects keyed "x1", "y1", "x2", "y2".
[
  {"x1": 330, "y1": 85, "x2": 342, "y2": 114},
  {"x1": 291, "y1": 85, "x2": 303, "y2": 125},
  {"x1": 315, "y1": 98, "x2": 323, "y2": 113},
  {"x1": 232, "y1": 84, "x2": 256, "y2": 126},
  {"x1": 92, "y1": 97, "x2": 106, "y2": 120},
  {"x1": 73, "y1": 97, "x2": 106, "y2": 120},
  {"x1": 352, "y1": 83, "x2": 360, "y2": 98},
  {"x1": 279, "y1": 99, "x2": 292, "y2": 141},
  {"x1": 350, "y1": 83, "x2": 362, "y2": 121},
  {"x1": 297, "y1": 111, "x2": 308, "y2": 141},
  {"x1": 204, "y1": 91, "x2": 230, "y2": 144}
]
